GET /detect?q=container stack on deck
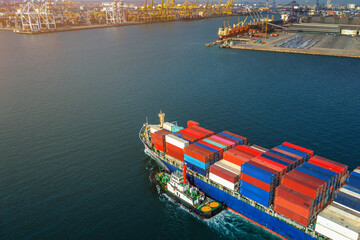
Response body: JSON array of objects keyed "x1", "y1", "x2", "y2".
[
  {"x1": 151, "y1": 129, "x2": 170, "y2": 152},
  {"x1": 208, "y1": 131, "x2": 247, "y2": 191},
  {"x1": 315, "y1": 167, "x2": 360, "y2": 240},
  {"x1": 165, "y1": 133, "x2": 189, "y2": 161}
]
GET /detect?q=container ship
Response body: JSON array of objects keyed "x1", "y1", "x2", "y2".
[{"x1": 140, "y1": 111, "x2": 360, "y2": 240}]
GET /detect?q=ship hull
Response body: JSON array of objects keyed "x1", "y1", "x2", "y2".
[
  {"x1": 149, "y1": 155, "x2": 317, "y2": 240},
  {"x1": 140, "y1": 126, "x2": 318, "y2": 240}
]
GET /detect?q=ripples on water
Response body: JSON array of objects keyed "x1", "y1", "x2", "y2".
[{"x1": 0, "y1": 15, "x2": 360, "y2": 239}]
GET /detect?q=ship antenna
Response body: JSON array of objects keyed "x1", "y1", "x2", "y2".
[{"x1": 146, "y1": 116, "x2": 148, "y2": 125}]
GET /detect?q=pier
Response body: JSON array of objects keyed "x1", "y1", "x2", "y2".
[{"x1": 212, "y1": 32, "x2": 360, "y2": 59}]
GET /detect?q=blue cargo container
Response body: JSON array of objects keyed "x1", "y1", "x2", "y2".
[
  {"x1": 351, "y1": 171, "x2": 360, "y2": 179},
  {"x1": 334, "y1": 191, "x2": 360, "y2": 212},
  {"x1": 173, "y1": 132, "x2": 183, "y2": 139},
  {"x1": 240, "y1": 180, "x2": 273, "y2": 200},
  {"x1": 240, "y1": 188, "x2": 271, "y2": 207},
  {"x1": 343, "y1": 184, "x2": 360, "y2": 195},
  {"x1": 219, "y1": 132, "x2": 244, "y2": 145},
  {"x1": 185, "y1": 161, "x2": 207, "y2": 176},
  {"x1": 302, "y1": 163, "x2": 338, "y2": 187},
  {"x1": 347, "y1": 175, "x2": 360, "y2": 190},
  {"x1": 241, "y1": 162, "x2": 275, "y2": 184},
  {"x1": 296, "y1": 166, "x2": 332, "y2": 189},
  {"x1": 171, "y1": 125, "x2": 184, "y2": 132},
  {"x1": 276, "y1": 145, "x2": 309, "y2": 161},
  {"x1": 203, "y1": 138, "x2": 227, "y2": 151},
  {"x1": 269, "y1": 149, "x2": 298, "y2": 163},
  {"x1": 184, "y1": 154, "x2": 210, "y2": 169},
  {"x1": 261, "y1": 154, "x2": 292, "y2": 170},
  {"x1": 193, "y1": 142, "x2": 219, "y2": 160}
]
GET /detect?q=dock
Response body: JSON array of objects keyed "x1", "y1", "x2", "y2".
[{"x1": 223, "y1": 32, "x2": 360, "y2": 59}]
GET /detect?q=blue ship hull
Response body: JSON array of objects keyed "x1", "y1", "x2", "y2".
[{"x1": 160, "y1": 159, "x2": 317, "y2": 240}]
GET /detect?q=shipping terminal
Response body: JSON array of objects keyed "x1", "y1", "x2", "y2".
[{"x1": 140, "y1": 111, "x2": 360, "y2": 240}]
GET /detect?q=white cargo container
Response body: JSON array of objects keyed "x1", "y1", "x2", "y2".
[
  {"x1": 315, "y1": 223, "x2": 353, "y2": 240},
  {"x1": 209, "y1": 172, "x2": 237, "y2": 191},
  {"x1": 328, "y1": 204, "x2": 360, "y2": 223},
  {"x1": 150, "y1": 125, "x2": 161, "y2": 133},
  {"x1": 354, "y1": 169, "x2": 360, "y2": 174},
  {"x1": 165, "y1": 134, "x2": 189, "y2": 149},
  {"x1": 215, "y1": 160, "x2": 241, "y2": 175},
  {"x1": 163, "y1": 122, "x2": 175, "y2": 132},
  {"x1": 316, "y1": 213, "x2": 360, "y2": 240},
  {"x1": 340, "y1": 187, "x2": 360, "y2": 199}
]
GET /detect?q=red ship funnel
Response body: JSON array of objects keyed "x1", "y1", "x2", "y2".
[{"x1": 183, "y1": 163, "x2": 187, "y2": 184}]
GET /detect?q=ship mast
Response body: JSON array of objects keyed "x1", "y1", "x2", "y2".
[{"x1": 158, "y1": 110, "x2": 165, "y2": 128}]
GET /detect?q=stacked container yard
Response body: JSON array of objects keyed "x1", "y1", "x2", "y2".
[
  {"x1": 151, "y1": 129, "x2": 170, "y2": 152},
  {"x1": 274, "y1": 170, "x2": 328, "y2": 226},
  {"x1": 315, "y1": 167, "x2": 360, "y2": 240},
  {"x1": 165, "y1": 133, "x2": 189, "y2": 161},
  {"x1": 308, "y1": 155, "x2": 349, "y2": 188}
]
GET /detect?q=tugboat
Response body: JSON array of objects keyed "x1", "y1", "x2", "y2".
[{"x1": 150, "y1": 163, "x2": 225, "y2": 219}]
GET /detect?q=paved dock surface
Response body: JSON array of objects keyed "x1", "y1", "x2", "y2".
[{"x1": 231, "y1": 33, "x2": 360, "y2": 58}]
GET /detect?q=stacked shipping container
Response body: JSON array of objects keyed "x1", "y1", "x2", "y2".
[
  {"x1": 315, "y1": 167, "x2": 360, "y2": 240},
  {"x1": 165, "y1": 134, "x2": 189, "y2": 161},
  {"x1": 151, "y1": 129, "x2": 170, "y2": 152},
  {"x1": 274, "y1": 170, "x2": 328, "y2": 226}
]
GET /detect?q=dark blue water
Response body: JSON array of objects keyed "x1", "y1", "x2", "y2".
[{"x1": 1, "y1": 17, "x2": 359, "y2": 239}]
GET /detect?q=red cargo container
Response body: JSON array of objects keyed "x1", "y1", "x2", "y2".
[
  {"x1": 166, "y1": 142, "x2": 184, "y2": 161},
  {"x1": 177, "y1": 132, "x2": 197, "y2": 143},
  {"x1": 282, "y1": 142, "x2": 314, "y2": 158},
  {"x1": 184, "y1": 145, "x2": 213, "y2": 163},
  {"x1": 272, "y1": 147, "x2": 303, "y2": 165},
  {"x1": 179, "y1": 128, "x2": 205, "y2": 140},
  {"x1": 241, "y1": 172, "x2": 273, "y2": 192},
  {"x1": 154, "y1": 143, "x2": 165, "y2": 152},
  {"x1": 208, "y1": 136, "x2": 232, "y2": 149},
  {"x1": 187, "y1": 120, "x2": 200, "y2": 127},
  {"x1": 248, "y1": 160, "x2": 280, "y2": 183},
  {"x1": 216, "y1": 134, "x2": 240, "y2": 146},
  {"x1": 274, "y1": 204, "x2": 310, "y2": 227},
  {"x1": 275, "y1": 185, "x2": 314, "y2": 217},
  {"x1": 191, "y1": 144, "x2": 215, "y2": 159},
  {"x1": 223, "y1": 149, "x2": 250, "y2": 166},
  {"x1": 199, "y1": 140, "x2": 223, "y2": 159},
  {"x1": 187, "y1": 127, "x2": 209, "y2": 138},
  {"x1": 309, "y1": 155, "x2": 347, "y2": 176},
  {"x1": 191, "y1": 126, "x2": 214, "y2": 137},
  {"x1": 265, "y1": 151, "x2": 296, "y2": 168},
  {"x1": 210, "y1": 165, "x2": 240, "y2": 183},
  {"x1": 250, "y1": 144, "x2": 269, "y2": 153},
  {"x1": 236, "y1": 145, "x2": 262, "y2": 156},
  {"x1": 252, "y1": 156, "x2": 288, "y2": 176},
  {"x1": 222, "y1": 131, "x2": 248, "y2": 145},
  {"x1": 281, "y1": 171, "x2": 325, "y2": 199},
  {"x1": 232, "y1": 148, "x2": 256, "y2": 159}
]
